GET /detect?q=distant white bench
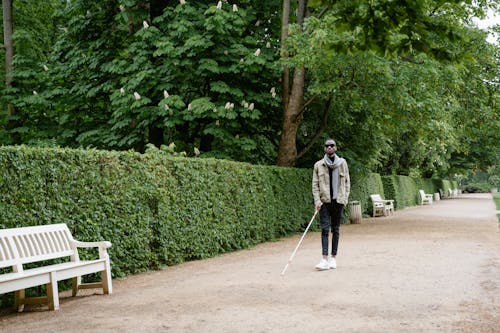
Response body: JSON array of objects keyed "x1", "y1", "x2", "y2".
[
  {"x1": 370, "y1": 194, "x2": 394, "y2": 217},
  {"x1": 419, "y1": 190, "x2": 433, "y2": 205},
  {"x1": 0, "y1": 223, "x2": 112, "y2": 311},
  {"x1": 440, "y1": 188, "x2": 459, "y2": 199}
]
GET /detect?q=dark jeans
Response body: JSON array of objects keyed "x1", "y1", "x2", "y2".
[{"x1": 319, "y1": 201, "x2": 344, "y2": 256}]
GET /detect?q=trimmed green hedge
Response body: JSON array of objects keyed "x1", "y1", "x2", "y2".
[
  {"x1": 0, "y1": 146, "x2": 456, "y2": 273},
  {"x1": 380, "y1": 175, "x2": 458, "y2": 210},
  {"x1": 0, "y1": 146, "x2": 312, "y2": 278},
  {"x1": 0, "y1": 146, "x2": 455, "y2": 308}
]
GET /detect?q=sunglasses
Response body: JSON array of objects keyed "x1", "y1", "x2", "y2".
[{"x1": 324, "y1": 144, "x2": 336, "y2": 148}]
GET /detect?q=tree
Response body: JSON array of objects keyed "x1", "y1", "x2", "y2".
[
  {"x1": 104, "y1": 1, "x2": 282, "y2": 162},
  {"x1": 275, "y1": 0, "x2": 497, "y2": 167},
  {"x1": 447, "y1": 26, "x2": 499, "y2": 174},
  {"x1": 2, "y1": 0, "x2": 14, "y2": 116},
  {"x1": 1, "y1": 0, "x2": 497, "y2": 177},
  {"x1": 1, "y1": 0, "x2": 65, "y2": 144},
  {"x1": 276, "y1": 0, "x2": 309, "y2": 166},
  {"x1": 5, "y1": 1, "x2": 283, "y2": 163}
]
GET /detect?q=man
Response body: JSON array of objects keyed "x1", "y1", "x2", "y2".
[{"x1": 312, "y1": 138, "x2": 350, "y2": 270}]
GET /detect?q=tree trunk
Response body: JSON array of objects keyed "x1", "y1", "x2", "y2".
[
  {"x1": 276, "y1": 68, "x2": 305, "y2": 166},
  {"x1": 2, "y1": 0, "x2": 15, "y2": 115},
  {"x1": 277, "y1": 0, "x2": 308, "y2": 167},
  {"x1": 280, "y1": 0, "x2": 290, "y2": 108}
]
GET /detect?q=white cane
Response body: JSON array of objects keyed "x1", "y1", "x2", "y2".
[{"x1": 280, "y1": 210, "x2": 319, "y2": 276}]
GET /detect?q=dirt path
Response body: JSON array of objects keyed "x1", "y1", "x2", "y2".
[{"x1": 1, "y1": 193, "x2": 499, "y2": 333}]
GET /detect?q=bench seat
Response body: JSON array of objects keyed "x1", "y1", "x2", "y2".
[{"x1": 0, "y1": 259, "x2": 107, "y2": 292}]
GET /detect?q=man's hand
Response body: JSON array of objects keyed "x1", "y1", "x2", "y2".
[{"x1": 315, "y1": 203, "x2": 323, "y2": 211}]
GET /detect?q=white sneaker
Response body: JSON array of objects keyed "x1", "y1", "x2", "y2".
[
  {"x1": 328, "y1": 257, "x2": 337, "y2": 269},
  {"x1": 315, "y1": 259, "x2": 329, "y2": 270}
]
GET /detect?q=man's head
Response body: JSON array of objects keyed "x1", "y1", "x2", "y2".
[{"x1": 324, "y1": 138, "x2": 337, "y2": 157}]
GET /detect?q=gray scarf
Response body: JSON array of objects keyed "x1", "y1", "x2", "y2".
[
  {"x1": 324, "y1": 154, "x2": 344, "y2": 201},
  {"x1": 324, "y1": 154, "x2": 344, "y2": 169}
]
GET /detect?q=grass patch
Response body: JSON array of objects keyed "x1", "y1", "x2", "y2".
[{"x1": 493, "y1": 193, "x2": 500, "y2": 223}]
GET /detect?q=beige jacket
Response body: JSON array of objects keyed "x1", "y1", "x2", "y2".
[{"x1": 312, "y1": 157, "x2": 350, "y2": 206}]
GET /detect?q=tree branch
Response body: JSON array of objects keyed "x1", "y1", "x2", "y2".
[
  {"x1": 401, "y1": 56, "x2": 425, "y2": 64},
  {"x1": 297, "y1": 97, "x2": 332, "y2": 160},
  {"x1": 294, "y1": 94, "x2": 318, "y2": 122}
]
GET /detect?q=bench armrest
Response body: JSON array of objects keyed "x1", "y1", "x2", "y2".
[
  {"x1": 383, "y1": 199, "x2": 394, "y2": 204},
  {"x1": 71, "y1": 240, "x2": 112, "y2": 260},
  {"x1": 72, "y1": 240, "x2": 112, "y2": 249}
]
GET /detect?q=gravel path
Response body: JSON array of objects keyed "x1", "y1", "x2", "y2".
[{"x1": 1, "y1": 193, "x2": 499, "y2": 333}]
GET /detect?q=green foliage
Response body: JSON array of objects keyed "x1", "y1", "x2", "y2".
[
  {"x1": 462, "y1": 182, "x2": 490, "y2": 193},
  {"x1": 107, "y1": 1, "x2": 281, "y2": 161},
  {"x1": 292, "y1": 46, "x2": 484, "y2": 177},
  {"x1": 288, "y1": 0, "x2": 498, "y2": 176},
  {"x1": 1, "y1": 0, "x2": 498, "y2": 180},
  {"x1": 460, "y1": 169, "x2": 499, "y2": 193},
  {"x1": 2, "y1": 1, "x2": 282, "y2": 165},
  {"x1": 0, "y1": 0, "x2": 65, "y2": 143},
  {"x1": 0, "y1": 146, "x2": 312, "y2": 275},
  {"x1": 495, "y1": 192, "x2": 500, "y2": 228}
]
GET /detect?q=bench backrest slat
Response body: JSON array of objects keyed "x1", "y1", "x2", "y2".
[
  {"x1": 0, "y1": 224, "x2": 76, "y2": 269},
  {"x1": 0, "y1": 237, "x2": 16, "y2": 263}
]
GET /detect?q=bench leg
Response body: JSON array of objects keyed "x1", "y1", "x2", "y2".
[
  {"x1": 14, "y1": 289, "x2": 25, "y2": 312},
  {"x1": 102, "y1": 261, "x2": 112, "y2": 294},
  {"x1": 72, "y1": 276, "x2": 81, "y2": 297},
  {"x1": 46, "y1": 272, "x2": 60, "y2": 311}
]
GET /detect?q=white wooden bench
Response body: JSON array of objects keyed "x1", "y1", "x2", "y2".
[
  {"x1": 419, "y1": 190, "x2": 433, "y2": 205},
  {"x1": 0, "y1": 223, "x2": 112, "y2": 311},
  {"x1": 370, "y1": 194, "x2": 394, "y2": 217}
]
